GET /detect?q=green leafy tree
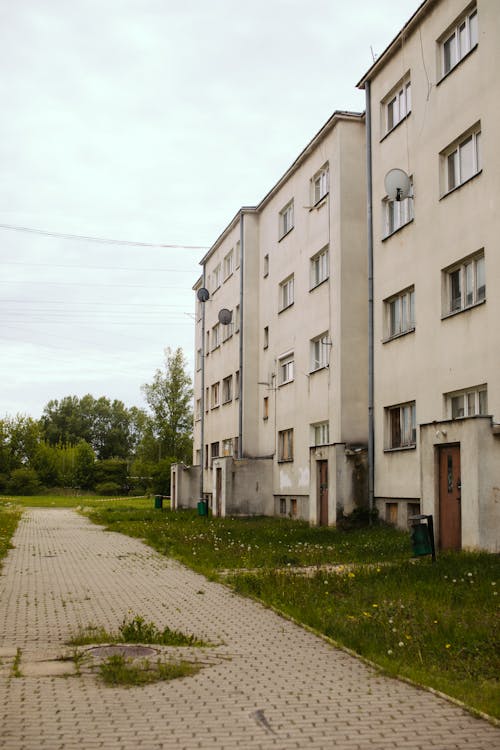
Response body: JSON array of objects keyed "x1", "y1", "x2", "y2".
[
  {"x1": 8, "y1": 467, "x2": 41, "y2": 495},
  {"x1": 141, "y1": 348, "x2": 193, "y2": 464},
  {"x1": 32, "y1": 442, "x2": 60, "y2": 487},
  {"x1": 73, "y1": 440, "x2": 96, "y2": 489},
  {"x1": 1, "y1": 415, "x2": 41, "y2": 471}
]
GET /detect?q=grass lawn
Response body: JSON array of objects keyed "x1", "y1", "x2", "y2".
[
  {"x1": 0, "y1": 494, "x2": 154, "y2": 509},
  {"x1": 85, "y1": 506, "x2": 500, "y2": 720}
]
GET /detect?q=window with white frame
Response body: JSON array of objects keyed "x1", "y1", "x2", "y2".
[
  {"x1": 443, "y1": 126, "x2": 481, "y2": 193},
  {"x1": 211, "y1": 323, "x2": 220, "y2": 350},
  {"x1": 310, "y1": 246, "x2": 329, "y2": 289},
  {"x1": 312, "y1": 165, "x2": 329, "y2": 204},
  {"x1": 212, "y1": 264, "x2": 222, "y2": 292},
  {"x1": 385, "y1": 287, "x2": 415, "y2": 339},
  {"x1": 312, "y1": 421, "x2": 329, "y2": 446},
  {"x1": 440, "y1": 6, "x2": 478, "y2": 77},
  {"x1": 234, "y1": 304, "x2": 240, "y2": 332},
  {"x1": 222, "y1": 375, "x2": 233, "y2": 404},
  {"x1": 383, "y1": 180, "x2": 413, "y2": 236},
  {"x1": 222, "y1": 438, "x2": 233, "y2": 456},
  {"x1": 211, "y1": 381, "x2": 220, "y2": 408},
  {"x1": 444, "y1": 251, "x2": 485, "y2": 314},
  {"x1": 235, "y1": 240, "x2": 241, "y2": 269},
  {"x1": 223, "y1": 250, "x2": 233, "y2": 280},
  {"x1": 279, "y1": 275, "x2": 294, "y2": 311},
  {"x1": 386, "y1": 402, "x2": 416, "y2": 449},
  {"x1": 278, "y1": 352, "x2": 294, "y2": 385},
  {"x1": 195, "y1": 398, "x2": 201, "y2": 421},
  {"x1": 278, "y1": 428, "x2": 294, "y2": 461},
  {"x1": 210, "y1": 441, "x2": 219, "y2": 463},
  {"x1": 263, "y1": 253, "x2": 269, "y2": 277},
  {"x1": 446, "y1": 385, "x2": 487, "y2": 419},
  {"x1": 310, "y1": 332, "x2": 330, "y2": 372},
  {"x1": 279, "y1": 201, "x2": 294, "y2": 239},
  {"x1": 384, "y1": 76, "x2": 411, "y2": 133}
]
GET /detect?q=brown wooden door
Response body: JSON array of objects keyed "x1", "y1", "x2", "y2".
[
  {"x1": 439, "y1": 445, "x2": 461, "y2": 550},
  {"x1": 215, "y1": 468, "x2": 222, "y2": 517},
  {"x1": 318, "y1": 460, "x2": 329, "y2": 526}
]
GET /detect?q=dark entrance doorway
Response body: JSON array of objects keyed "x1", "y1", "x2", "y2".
[
  {"x1": 438, "y1": 444, "x2": 461, "y2": 550},
  {"x1": 318, "y1": 460, "x2": 329, "y2": 526}
]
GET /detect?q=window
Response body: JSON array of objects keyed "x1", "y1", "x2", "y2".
[
  {"x1": 279, "y1": 201, "x2": 294, "y2": 239},
  {"x1": 222, "y1": 438, "x2": 233, "y2": 456},
  {"x1": 310, "y1": 246, "x2": 329, "y2": 289},
  {"x1": 279, "y1": 275, "x2": 294, "y2": 311},
  {"x1": 196, "y1": 348, "x2": 202, "y2": 371},
  {"x1": 263, "y1": 253, "x2": 269, "y2": 277},
  {"x1": 387, "y1": 402, "x2": 416, "y2": 449},
  {"x1": 195, "y1": 398, "x2": 201, "y2": 421},
  {"x1": 441, "y1": 6, "x2": 478, "y2": 77},
  {"x1": 211, "y1": 382, "x2": 220, "y2": 408},
  {"x1": 222, "y1": 375, "x2": 233, "y2": 404},
  {"x1": 234, "y1": 304, "x2": 240, "y2": 332},
  {"x1": 212, "y1": 264, "x2": 222, "y2": 292},
  {"x1": 211, "y1": 323, "x2": 220, "y2": 350},
  {"x1": 383, "y1": 181, "x2": 413, "y2": 236},
  {"x1": 205, "y1": 387, "x2": 209, "y2": 413},
  {"x1": 312, "y1": 165, "x2": 329, "y2": 204},
  {"x1": 384, "y1": 77, "x2": 411, "y2": 133},
  {"x1": 310, "y1": 333, "x2": 330, "y2": 372},
  {"x1": 205, "y1": 444, "x2": 209, "y2": 469},
  {"x1": 223, "y1": 250, "x2": 233, "y2": 280},
  {"x1": 443, "y1": 126, "x2": 481, "y2": 193},
  {"x1": 444, "y1": 251, "x2": 485, "y2": 314},
  {"x1": 278, "y1": 428, "x2": 294, "y2": 461},
  {"x1": 222, "y1": 314, "x2": 233, "y2": 341},
  {"x1": 206, "y1": 330, "x2": 210, "y2": 355},
  {"x1": 278, "y1": 353, "x2": 294, "y2": 385},
  {"x1": 263, "y1": 397, "x2": 269, "y2": 420},
  {"x1": 312, "y1": 421, "x2": 329, "y2": 446},
  {"x1": 446, "y1": 385, "x2": 487, "y2": 419},
  {"x1": 235, "y1": 241, "x2": 241, "y2": 269},
  {"x1": 210, "y1": 442, "x2": 219, "y2": 464},
  {"x1": 263, "y1": 326, "x2": 269, "y2": 349},
  {"x1": 279, "y1": 497, "x2": 286, "y2": 515},
  {"x1": 235, "y1": 370, "x2": 240, "y2": 399},
  {"x1": 385, "y1": 287, "x2": 415, "y2": 338}
]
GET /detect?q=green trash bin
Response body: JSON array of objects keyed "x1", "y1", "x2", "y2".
[
  {"x1": 409, "y1": 514, "x2": 436, "y2": 560},
  {"x1": 154, "y1": 495, "x2": 163, "y2": 509},
  {"x1": 197, "y1": 500, "x2": 207, "y2": 516}
]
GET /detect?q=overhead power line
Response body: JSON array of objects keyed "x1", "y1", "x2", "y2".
[{"x1": 0, "y1": 223, "x2": 208, "y2": 251}]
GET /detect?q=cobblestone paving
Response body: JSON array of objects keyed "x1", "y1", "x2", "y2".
[{"x1": 0, "y1": 509, "x2": 498, "y2": 749}]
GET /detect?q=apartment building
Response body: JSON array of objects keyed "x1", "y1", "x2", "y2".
[
  {"x1": 172, "y1": 111, "x2": 368, "y2": 524},
  {"x1": 357, "y1": 0, "x2": 500, "y2": 551}
]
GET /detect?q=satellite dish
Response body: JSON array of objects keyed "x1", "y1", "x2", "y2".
[
  {"x1": 218, "y1": 308, "x2": 232, "y2": 325},
  {"x1": 196, "y1": 287, "x2": 210, "y2": 302},
  {"x1": 384, "y1": 169, "x2": 411, "y2": 201}
]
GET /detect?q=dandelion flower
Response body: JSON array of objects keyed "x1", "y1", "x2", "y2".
[
  {"x1": 387, "y1": 650, "x2": 393, "y2": 655},
  {"x1": 445, "y1": 644, "x2": 451, "y2": 649},
  {"x1": 398, "y1": 641, "x2": 404, "y2": 647}
]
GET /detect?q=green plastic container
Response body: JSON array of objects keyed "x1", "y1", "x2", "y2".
[
  {"x1": 197, "y1": 500, "x2": 207, "y2": 516},
  {"x1": 410, "y1": 522, "x2": 432, "y2": 556},
  {"x1": 154, "y1": 495, "x2": 163, "y2": 509}
]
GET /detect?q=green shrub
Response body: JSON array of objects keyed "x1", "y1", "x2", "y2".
[
  {"x1": 94, "y1": 481, "x2": 122, "y2": 496},
  {"x1": 7, "y1": 467, "x2": 41, "y2": 495}
]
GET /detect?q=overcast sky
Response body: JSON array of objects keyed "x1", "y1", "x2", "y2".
[{"x1": 0, "y1": 0, "x2": 420, "y2": 419}]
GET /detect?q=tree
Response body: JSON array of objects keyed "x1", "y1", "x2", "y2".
[
  {"x1": 73, "y1": 440, "x2": 96, "y2": 489},
  {"x1": 141, "y1": 347, "x2": 193, "y2": 464}
]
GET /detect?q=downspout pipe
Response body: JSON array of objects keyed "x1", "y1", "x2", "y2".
[
  {"x1": 199, "y1": 267, "x2": 206, "y2": 507},
  {"x1": 365, "y1": 80, "x2": 375, "y2": 521},
  {"x1": 238, "y1": 212, "x2": 244, "y2": 458}
]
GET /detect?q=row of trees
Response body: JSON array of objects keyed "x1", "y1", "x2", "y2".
[{"x1": 0, "y1": 348, "x2": 193, "y2": 496}]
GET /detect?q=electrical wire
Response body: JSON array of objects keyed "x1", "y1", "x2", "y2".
[{"x1": 0, "y1": 223, "x2": 208, "y2": 250}]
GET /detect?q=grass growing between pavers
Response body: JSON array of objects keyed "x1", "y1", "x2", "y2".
[
  {"x1": 84, "y1": 506, "x2": 500, "y2": 719},
  {"x1": 98, "y1": 654, "x2": 200, "y2": 687},
  {"x1": 0, "y1": 504, "x2": 22, "y2": 571},
  {"x1": 68, "y1": 614, "x2": 208, "y2": 648}
]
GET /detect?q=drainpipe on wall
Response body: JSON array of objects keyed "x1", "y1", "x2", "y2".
[
  {"x1": 238, "y1": 212, "x2": 244, "y2": 458},
  {"x1": 365, "y1": 80, "x2": 375, "y2": 522},
  {"x1": 199, "y1": 266, "x2": 207, "y2": 504}
]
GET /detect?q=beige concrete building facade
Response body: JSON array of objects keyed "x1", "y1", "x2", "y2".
[
  {"x1": 172, "y1": 112, "x2": 369, "y2": 524},
  {"x1": 358, "y1": 0, "x2": 500, "y2": 551},
  {"x1": 173, "y1": 0, "x2": 499, "y2": 552}
]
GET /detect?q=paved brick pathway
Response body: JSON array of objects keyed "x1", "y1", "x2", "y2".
[{"x1": 0, "y1": 509, "x2": 498, "y2": 749}]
